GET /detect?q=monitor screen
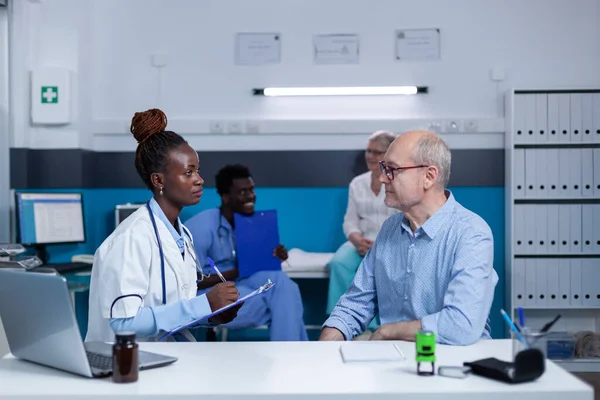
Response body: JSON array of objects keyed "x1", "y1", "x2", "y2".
[
  {"x1": 115, "y1": 203, "x2": 143, "y2": 228},
  {"x1": 15, "y1": 192, "x2": 86, "y2": 245}
]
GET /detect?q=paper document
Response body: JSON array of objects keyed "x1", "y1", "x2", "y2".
[
  {"x1": 158, "y1": 280, "x2": 275, "y2": 341},
  {"x1": 340, "y1": 342, "x2": 406, "y2": 363}
]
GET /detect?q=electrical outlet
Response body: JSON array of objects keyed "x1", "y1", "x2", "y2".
[
  {"x1": 465, "y1": 120, "x2": 478, "y2": 132},
  {"x1": 427, "y1": 122, "x2": 442, "y2": 133},
  {"x1": 227, "y1": 121, "x2": 243, "y2": 134},
  {"x1": 445, "y1": 120, "x2": 460, "y2": 133},
  {"x1": 209, "y1": 121, "x2": 224, "y2": 134},
  {"x1": 245, "y1": 121, "x2": 260, "y2": 134}
]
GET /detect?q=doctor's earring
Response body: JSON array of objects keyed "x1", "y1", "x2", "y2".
[{"x1": 159, "y1": 188, "x2": 163, "y2": 195}]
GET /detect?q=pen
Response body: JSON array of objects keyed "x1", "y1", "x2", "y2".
[
  {"x1": 206, "y1": 257, "x2": 226, "y2": 283},
  {"x1": 500, "y1": 309, "x2": 528, "y2": 348},
  {"x1": 540, "y1": 314, "x2": 562, "y2": 333},
  {"x1": 517, "y1": 307, "x2": 526, "y2": 329}
]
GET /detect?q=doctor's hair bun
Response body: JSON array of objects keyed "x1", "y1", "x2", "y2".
[{"x1": 130, "y1": 108, "x2": 168, "y2": 144}]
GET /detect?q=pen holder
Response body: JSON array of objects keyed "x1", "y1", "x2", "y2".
[{"x1": 512, "y1": 328, "x2": 548, "y2": 360}]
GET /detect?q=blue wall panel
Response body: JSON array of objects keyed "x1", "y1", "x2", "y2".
[{"x1": 22, "y1": 186, "x2": 505, "y2": 339}]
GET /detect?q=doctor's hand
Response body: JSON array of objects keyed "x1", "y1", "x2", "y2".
[
  {"x1": 208, "y1": 302, "x2": 244, "y2": 325},
  {"x1": 273, "y1": 244, "x2": 288, "y2": 261},
  {"x1": 206, "y1": 282, "x2": 238, "y2": 311}
]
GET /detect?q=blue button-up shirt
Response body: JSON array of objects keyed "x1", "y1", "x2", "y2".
[
  {"x1": 149, "y1": 198, "x2": 185, "y2": 254},
  {"x1": 324, "y1": 191, "x2": 498, "y2": 345},
  {"x1": 185, "y1": 208, "x2": 237, "y2": 275}
]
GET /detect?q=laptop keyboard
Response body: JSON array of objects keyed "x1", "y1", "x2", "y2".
[{"x1": 86, "y1": 350, "x2": 112, "y2": 370}]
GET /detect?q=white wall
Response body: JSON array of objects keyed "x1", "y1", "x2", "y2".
[{"x1": 9, "y1": 0, "x2": 600, "y2": 151}]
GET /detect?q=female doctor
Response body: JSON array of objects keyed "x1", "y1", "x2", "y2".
[{"x1": 86, "y1": 108, "x2": 241, "y2": 343}]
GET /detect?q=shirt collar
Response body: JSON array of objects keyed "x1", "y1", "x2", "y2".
[
  {"x1": 149, "y1": 197, "x2": 185, "y2": 253},
  {"x1": 401, "y1": 190, "x2": 456, "y2": 239}
]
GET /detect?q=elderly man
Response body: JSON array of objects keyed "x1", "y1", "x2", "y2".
[{"x1": 319, "y1": 130, "x2": 498, "y2": 345}]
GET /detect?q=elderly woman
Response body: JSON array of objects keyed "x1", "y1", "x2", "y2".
[{"x1": 327, "y1": 131, "x2": 398, "y2": 323}]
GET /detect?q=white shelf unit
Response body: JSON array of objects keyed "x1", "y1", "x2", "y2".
[{"x1": 505, "y1": 89, "x2": 600, "y2": 372}]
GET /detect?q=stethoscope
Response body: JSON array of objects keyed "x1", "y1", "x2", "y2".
[
  {"x1": 146, "y1": 201, "x2": 209, "y2": 305},
  {"x1": 217, "y1": 208, "x2": 236, "y2": 262}
]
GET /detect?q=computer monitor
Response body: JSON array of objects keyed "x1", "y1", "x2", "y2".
[
  {"x1": 114, "y1": 203, "x2": 143, "y2": 228},
  {"x1": 15, "y1": 192, "x2": 86, "y2": 264}
]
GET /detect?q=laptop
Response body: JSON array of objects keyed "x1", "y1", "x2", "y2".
[{"x1": 0, "y1": 269, "x2": 177, "y2": 378}]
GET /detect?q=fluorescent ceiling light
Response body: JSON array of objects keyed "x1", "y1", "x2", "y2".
[{"x1": 253, "y1": 86, "x2": 428, "y2": 96}]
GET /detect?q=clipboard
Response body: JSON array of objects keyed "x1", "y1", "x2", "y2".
[
  {"x1": 158, "y1": 280, "x2": 275, "y2": 341},
  {"x1": 234, "y1": 210, "x2": 282, "y2": 278}
]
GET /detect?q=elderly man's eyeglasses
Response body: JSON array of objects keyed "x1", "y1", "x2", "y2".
[{"x1": 379, "y1": 160, "x2": 427, "y2": 180}]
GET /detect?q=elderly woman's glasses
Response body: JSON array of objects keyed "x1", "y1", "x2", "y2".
[{"x1": 379, "y1": 160, "x2": 427, "y2": 181}]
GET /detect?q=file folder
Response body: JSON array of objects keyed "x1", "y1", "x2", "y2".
[
  {"x1": 158, "y1": 280, "x2": 275, "y2": 341},
  {"x1": 234, "y1": 210, "x2": 282, "y2": 278}
]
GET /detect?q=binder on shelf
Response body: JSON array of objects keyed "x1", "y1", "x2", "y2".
[
  {"x1": 558, "y1": 259, "x2": 571, "y2": 307},
  {"x1": 546, "y1": 148, "x2": 559, "y2": 196},
  {"x1": 546, "y1": 204, "x2": 559, "y2": 253},
  {"x1": 514, "y1": 94, "x2": 526, "y2": 144},
  {"x1": 581, "y1": 204, "x2": 594, "y2": 253},
  {"x1": 513, "y1": 258, "x2": 525, "y2": 307},
  {"x1": 514, "y1": 149, "x2": 525, "y2": 198},
  {"x1": 536, "y1": 94, "x2": 548, "y2": 143},
  {"x1": 558, "y1": 150, "x2": 571, "y2": 198},
  {"x1": 535, "y1": 149, "x2": 548, "y2": 198},
  {"x1": 593, "y1": 93, "x2": 600, "y2": 144},
  {"x1": 525, "y1": 259, "x2": 536, "y2": 307},
  {"x1": 569, "y1": 93, "x2": 583, "y2": 143},
  {"x1": 546, "y1": 259, "x2": 560, "y2": 308},
  {"x1": 524, "y1": 94, "x2": 537, "y2": 144},
  {"x1": 594, "y1": 149, "x2": 600, "y2": 197},
  {"x1": 513, "y1": 204, "x2": 526, "y2": 255},
  {"x1": 570, "y1": 259, "x2": 582, "y2": 307},
  {"x1": 524, "y1": 149, "x2": 537, "y2": 198},
  {"x1": 569, "y1": 204, "x2": 582, "y2": 254},
  {"x1": 581, "y1": 149, "x2": 594, "y2": 197},
  {"x1": 581, "y1": 93, "x2": 594, "y2": 143},
  {"x1": 535, "y1": 205, "x2": 547, "y2": 254},
  {"x1": 558, "y1": 205, "x2": 571, "y2": 254},
  {"x1": 569, "y1": 148, "x2": 582, "y2": 198},
  {"x1": 535, "y1": 258, "x2": 548, "y2": 307},
  {"x1": 593, "y1": 204, "x2": 600, "y2": 254},
  {"x1": 547, "y1": 94, "x2": 560, "y2": 143},
  {"x1": 558, "y1": 94, "x2": 571, "y2": 143}
]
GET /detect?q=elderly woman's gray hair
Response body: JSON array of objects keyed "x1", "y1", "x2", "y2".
[
  {"x1": 368, "y1": 130, "x2": 396, "y2": 149},
  {"x1": 411, "y1": 133, "x2": 452, "y2": 188}
]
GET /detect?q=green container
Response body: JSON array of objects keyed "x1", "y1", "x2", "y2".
[{"x1": 416, "y1": 330, "x2": 436, "y2": 375}]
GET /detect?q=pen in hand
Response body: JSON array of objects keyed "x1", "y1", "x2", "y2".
[{"x1": 206, "y1": 257, "x2": 227, "y2": 283}]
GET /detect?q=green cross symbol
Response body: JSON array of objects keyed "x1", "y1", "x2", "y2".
[{"x1": 41, "y1": 86, "x2": 58, "y2": 104}]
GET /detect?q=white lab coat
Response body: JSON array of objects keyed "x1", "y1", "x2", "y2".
[{"x1": 86, "y1": 205, "x2": 201, "y2": 343}]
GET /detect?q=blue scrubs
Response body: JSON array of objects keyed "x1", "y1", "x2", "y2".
[{"x1": 186, "y1": 208, "x2": 308, "y2": 341}]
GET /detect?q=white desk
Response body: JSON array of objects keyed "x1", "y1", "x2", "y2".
[{"x1": 0, "y1": 340, "x2": 592, "y2": 399}]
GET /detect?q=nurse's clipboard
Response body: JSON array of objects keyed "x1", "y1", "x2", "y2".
[
  {"x1": 158, "y1": 280, "x2": 275, "y2": 341},
  {"x1": 234, "y1": 210, "x2": 281, "y2": 278}
]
